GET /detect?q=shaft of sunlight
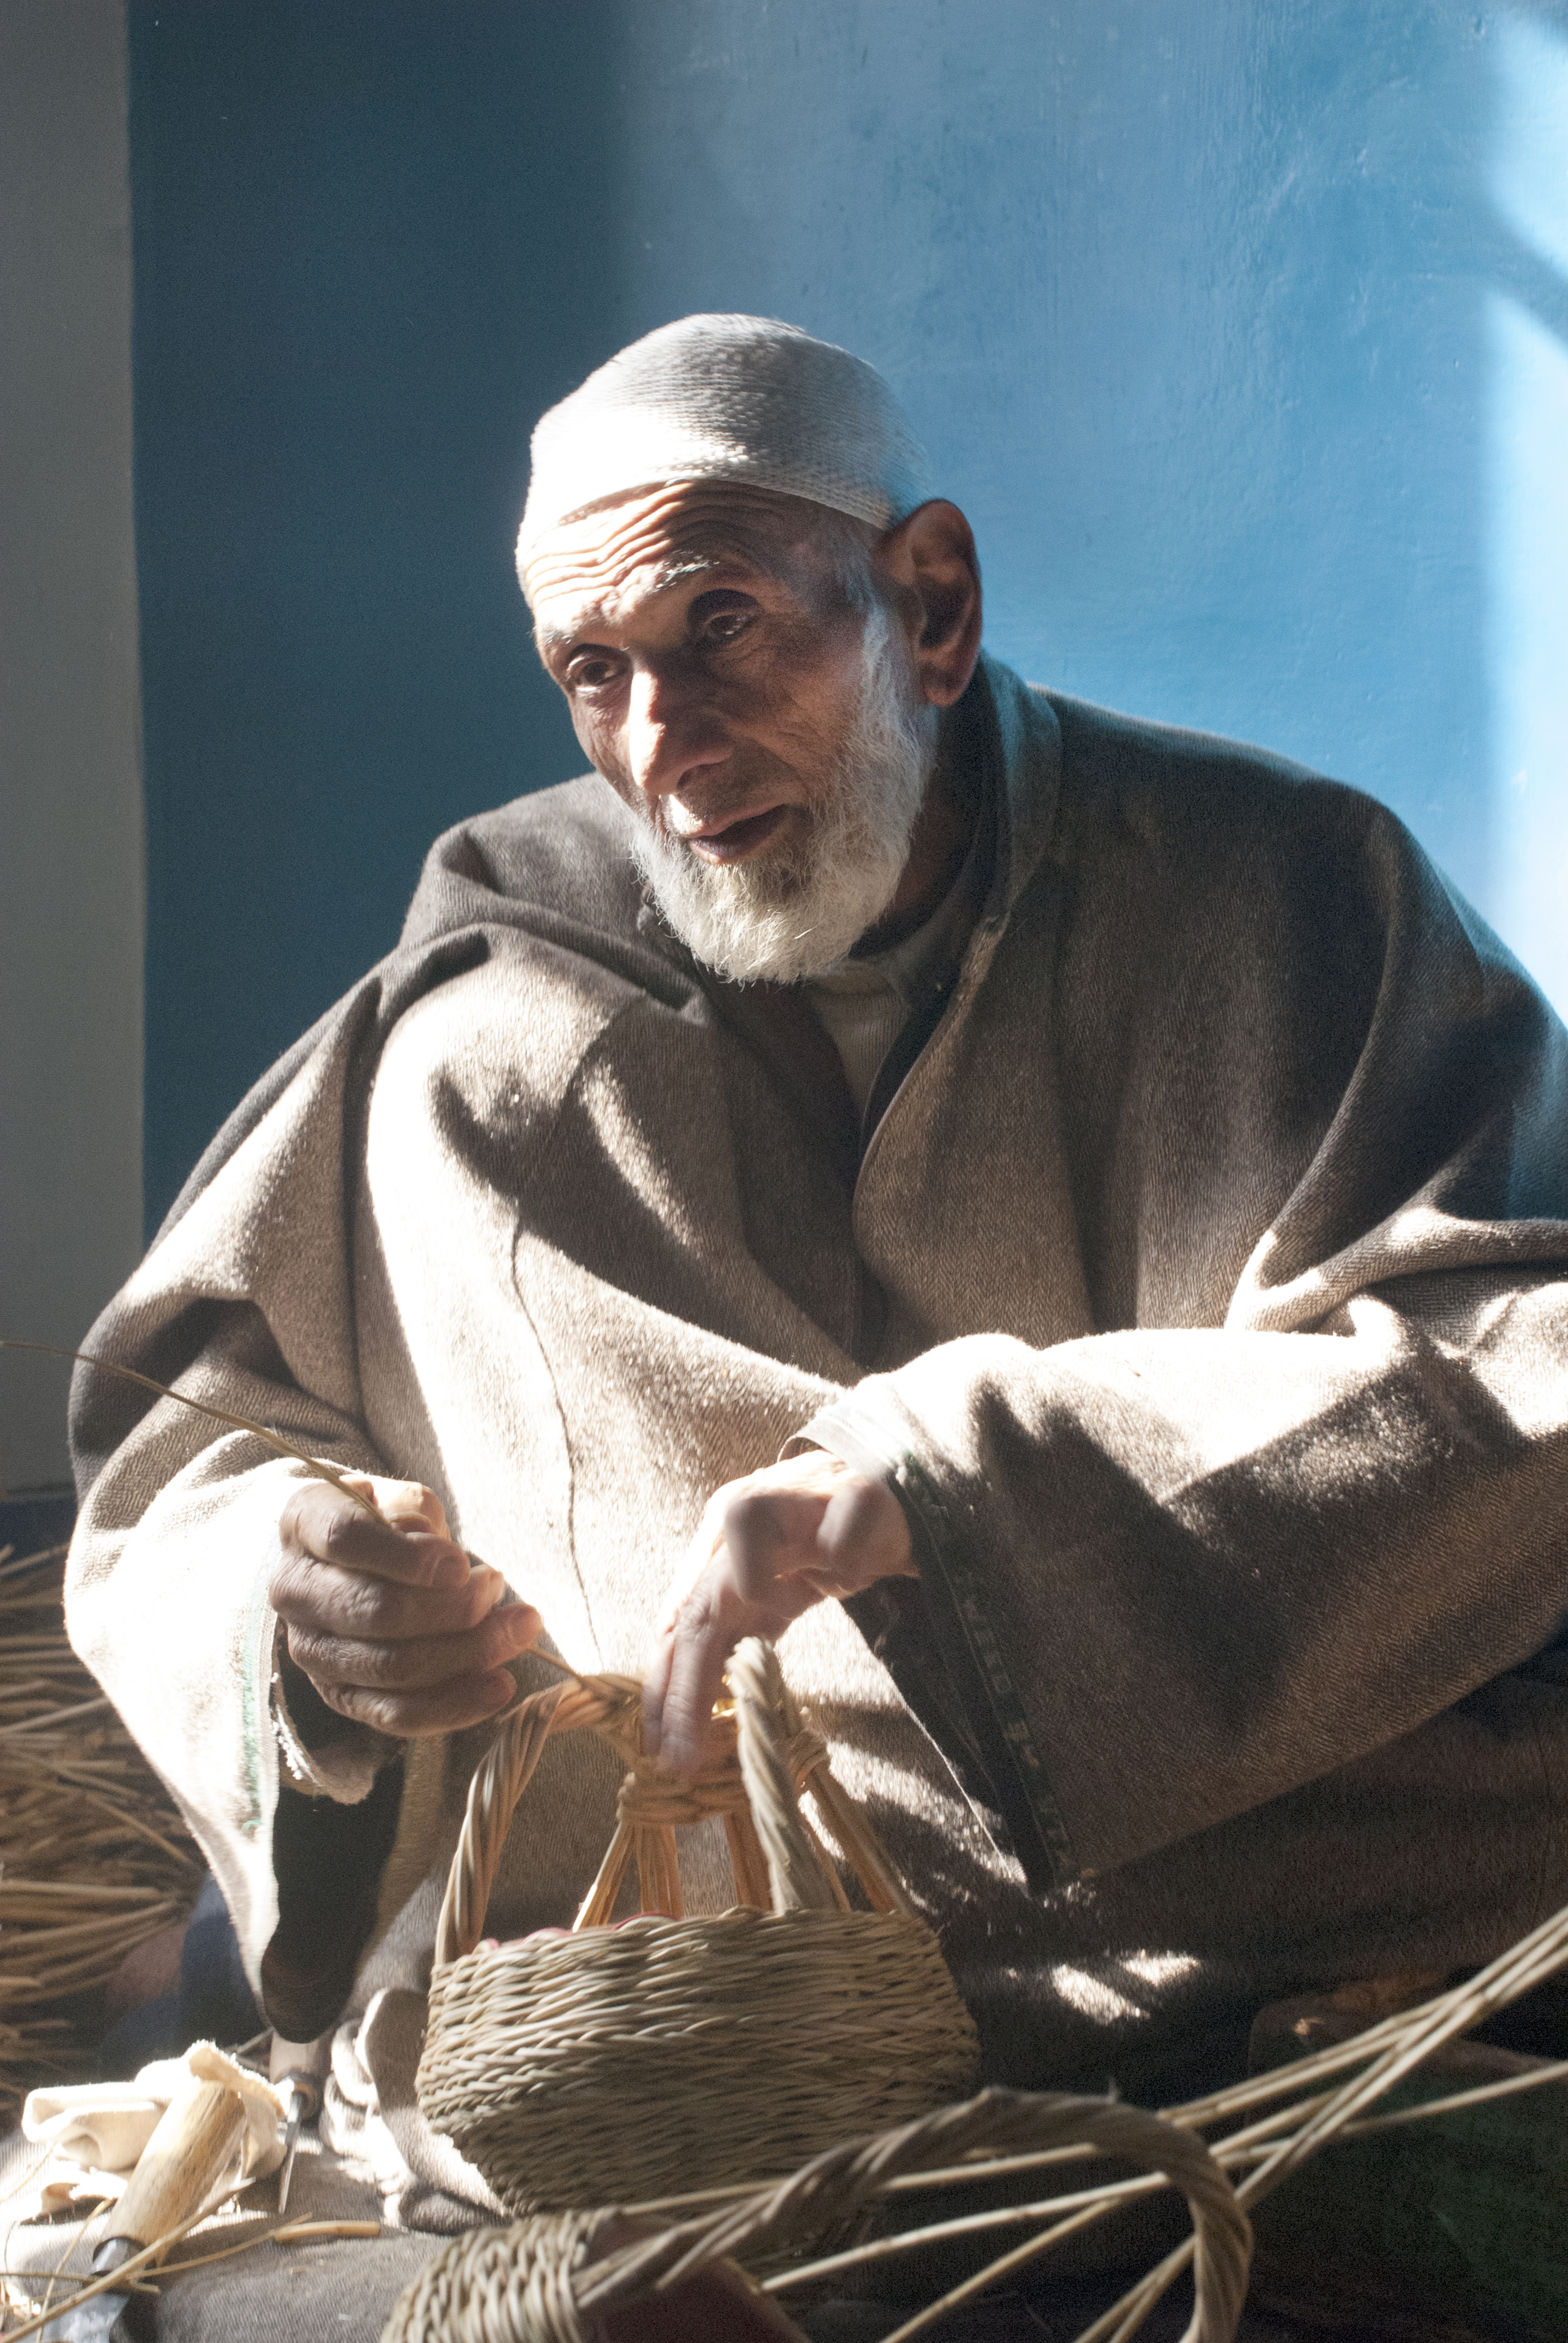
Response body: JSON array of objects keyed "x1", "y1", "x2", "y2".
[
  {"x1": 1493, "y1": 13, "x2": 1568, "y2": 277},
  {"x1": 1486, "y1": 16, "x2": 1568, "y2": 1018}
]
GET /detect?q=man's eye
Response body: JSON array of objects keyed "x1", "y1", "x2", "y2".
[
  {"x1": 700, "y1": 609, "x2": 753, "y2": 649},
  {"x1": 566, "y1": 652, "x2": 623, "y2": 690}
]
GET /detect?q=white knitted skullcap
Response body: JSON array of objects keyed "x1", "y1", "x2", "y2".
[{"x1": 516, "y1": 314, "x2": 933, "y2": 589}]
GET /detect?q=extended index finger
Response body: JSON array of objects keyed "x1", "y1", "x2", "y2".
[
  {"x1": 646, "y1": 1594, "x2": 734, "y2": 1779},
  {"x1": 280, "y1": 1480, "x2": 471, "y2": 1591}
]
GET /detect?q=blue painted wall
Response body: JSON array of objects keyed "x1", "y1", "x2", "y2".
[
  {"x1": 130, "y1": 0, "x2": 1568, "y2": 1232},
  {"x1": 129, "y1": 0, "x2": 616, "y2": 1226}
]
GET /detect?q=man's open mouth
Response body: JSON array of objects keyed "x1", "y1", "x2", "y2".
[{"x1": 683, "y1": 804, "x2": 790, "y2": 864}]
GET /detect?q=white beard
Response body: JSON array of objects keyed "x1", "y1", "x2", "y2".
[{"x1": 631, "y1": 605, "x2": 937, "y2": 984}]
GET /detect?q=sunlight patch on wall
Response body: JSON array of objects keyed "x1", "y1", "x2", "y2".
[
  {"x1": 1493, "y1": 14, "x2": 1568, "y2": 277},
  {"x1": 1487, "y1": 16, "x2": 1568, "y2": 1019},
  {"x1": 1486, "y1": 294, "x2": 1568, "y2": 1013}
]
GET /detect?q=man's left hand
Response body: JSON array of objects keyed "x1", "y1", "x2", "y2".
[{"x1": 643, "y1": 1449, "x2": 915, "y2": 1777}]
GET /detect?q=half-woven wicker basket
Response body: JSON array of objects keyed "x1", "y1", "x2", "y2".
[{"x1": 415, "y1": 1638, "x2": 980, "y2": 2211}]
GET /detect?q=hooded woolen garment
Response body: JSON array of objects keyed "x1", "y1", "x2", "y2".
[{"x1": 66, "y1": 656, "x2": 1568, "y2": 2093}]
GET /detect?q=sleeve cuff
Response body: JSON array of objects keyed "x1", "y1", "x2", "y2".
[
  {"x1": 271, "y1": 1620, "x2": 402, "y2": 1805},
  {"x1": 789, "y1": 1394, "x2": 1080, "y2": 1894}
]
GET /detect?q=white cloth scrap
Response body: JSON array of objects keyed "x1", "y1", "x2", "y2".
[
  {"x1": 21, "y1": 2039, "x2": 287, "y2": 2208},
  {"x1": 516, "y1": 312, "x2": 933, "y2": 584}
]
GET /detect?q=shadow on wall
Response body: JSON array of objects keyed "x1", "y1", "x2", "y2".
[
  {"x1": 131, "y1": 0, "x2": 1568, "y2": 1234},
  {"x1": 131, "y1": 0, "x2": 623, "y2": 1232}
]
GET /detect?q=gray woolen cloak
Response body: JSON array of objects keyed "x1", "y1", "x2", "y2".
[{"x1": 66, "y1": 656, "x2": 1568, "y2": 2091}]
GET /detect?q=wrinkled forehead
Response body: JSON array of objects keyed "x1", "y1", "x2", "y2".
[{"x1": 523, "y1": 480, "x2": 863, "y2": 638}]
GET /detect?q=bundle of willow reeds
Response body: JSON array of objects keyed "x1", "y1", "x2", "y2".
[{"x1": 0, "y1": 1541, "x2": 200, "y2": 2122}]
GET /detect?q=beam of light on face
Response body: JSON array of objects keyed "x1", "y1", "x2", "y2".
[
  {"x1": 1487, "y1": 15, "x2": 1568, "y2": 1019},
  {"x1": 632, "y1": 600, "x2": 937, "y2": 983}
]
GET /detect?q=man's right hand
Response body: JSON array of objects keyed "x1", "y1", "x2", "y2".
[{"x1": 271, "y1": 1474, "x2": 541, "y2": 1737}]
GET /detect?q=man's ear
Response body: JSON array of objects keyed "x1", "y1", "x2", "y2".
[{"x1": 875, "y1": 500, "x2": 982, "y2": 708}]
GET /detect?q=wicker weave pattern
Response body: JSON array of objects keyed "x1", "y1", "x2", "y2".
[
  {"x1": 381, "y1": 2085, "x2": 1253, "y2": 2343},
  {"x1": 415, "y1": 1639, "x2": 979, "y2": 2212},
  {"x1": 420, "y1": 1903, "x2": 980, "y2": 2209},
  {"x1": 382, "y1": 2209, "x2": 616, "y2": 2343}
]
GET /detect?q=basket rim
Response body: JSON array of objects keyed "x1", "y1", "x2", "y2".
[{"x1": 434, "y1": 1899, "x2": 934, "y2": 1965}]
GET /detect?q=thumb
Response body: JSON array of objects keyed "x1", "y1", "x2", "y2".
[{"x1": 340, "y1": 1472, "x2": 452, "y2": 1540}]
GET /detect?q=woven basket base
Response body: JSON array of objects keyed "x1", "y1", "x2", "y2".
[{"x1": 417, "y1": 1904, "x2": 980, "y2": 2211}]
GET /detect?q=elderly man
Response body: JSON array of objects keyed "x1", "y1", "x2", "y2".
[{"x1": 69, "y1": 316, "x2": 1568, "y2": 2100}]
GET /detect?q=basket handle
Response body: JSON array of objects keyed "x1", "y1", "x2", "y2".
[
  {"x1": 434, "y1": 1668, "x2": 641, "y2": 1969},
  {"x1": 728, "y1": 1638, "x2": 841, "y2": 1914},
  {"x1": 433, "y1": 1640, "x2": 915, "y2": 1968}
]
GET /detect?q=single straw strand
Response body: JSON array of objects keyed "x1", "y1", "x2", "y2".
[{"x1": 0, "y1": 1339, "x2": 382, "y2": 1521}]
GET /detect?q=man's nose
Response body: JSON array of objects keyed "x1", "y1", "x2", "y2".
[{"x1": 624, "y1": 662, "x2": 732, "y2": 803}]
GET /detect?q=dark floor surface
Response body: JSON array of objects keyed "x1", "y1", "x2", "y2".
[{"x1": 0, "y1": 2129, "x2": 1478, "y2": 2343}]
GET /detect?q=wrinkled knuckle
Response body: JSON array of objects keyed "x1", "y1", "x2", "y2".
[
  {"x1": 385, "y1": 1643, "x2": 427, "y2": 1690},
  {"x1": 331, "y1": 1683, "x2": 397, "y2": 1733},
  {"x1": 479, "y1": 1614, "x2": 525, "y2": 1670},
  {"x1": 340, "y1": 1640, "x2": 395, "y2": 1689},
  {"x1": 268, "y1": 1554, "x2": 307, "y2": 1613},
  {"x1": 453, "y1": 1577, "x2": 490, "y2": 1628},
  {"x1": 319, "y1": 1503, "x2": 363, "y2": 1566},
  {"x1": 345, "y1": 1591, "x2": 393, "y2": 1646},
  {"x1": 388, "y1": 1529, "x2": 432, "y2": 1584},
  {"x1": 285, "y1": 1624, "x2": 330, "y2": 1680}
]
